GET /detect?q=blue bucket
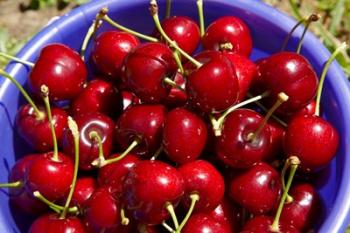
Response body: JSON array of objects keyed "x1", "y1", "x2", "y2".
[{"x1": 1, "y1": 0, "x2": 350, "y2": 232}]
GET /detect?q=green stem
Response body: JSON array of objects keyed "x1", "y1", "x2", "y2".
[
  {"x1": 151, "y1": 145, "x2": 163, "y2": 160},
  {"x1": 163, "y1": 77, "x2": 185, "y2": 92},
  {"x1": 196, "y1": 0, "x2": 205, "y2": 37},
  {"x1": 165, "y1": 0, "x2": 172, "y2": 18},
  {"x1": 41, "y1": 85, "x2": 58, "y2": 161},
  {"x1": 280, "y1": 158, "x2": 294, "y2": 203},
  {"x1": 0, "y1": 69, "x2": 44, "y2": 120},
  {"x1": 81, "y1": 20, "x2": 101, "y2": 61},
  {"x1": 103, "y1": 15, "x2": 158, "y2": 42},
  {"x1": 89, "y1": 131, "x2": 105, "y2": 167},
  {"x1": 176, "y1": 193, "x2": 200, "y2": 232},
  {"x1": 270, "y1": 156, "x2": 300, "y2": 232},
  {"x1": 33, "y1": 191, "x2": 78, "y2": 214},
  {"x1": 173, "y1": 51, "x2": 184, "y2": 74},
  {"x1": 0, "y1": 181, "x2": 22, "y2": 188},
  {"x1": 60, "y1": 117, "x2": 80, "y2": 219},
  {"x1": 165, "y1": 202, "x2": 179, "y2": 229},
  {"x1": 296, "y1": 14, "x2": 319, "y2": 54},
  {"x1": 99, "y1": 139, "x2": 139, "y2": 167},
  {"x1": 162, "y1": 221, "x2": 175, "y2": 232},
  {"x1": 150, "y1": 0, "x2": 202, "y2": 68},
  {"x1": 315, "y1": 42, "x2": 347, "y2": 116},
  {"x1": 0, "y1": 52, "x2": 34, "y2": 67},
  {"x1": 281, "y1": 18, "x2": 306, "y2": 51}
]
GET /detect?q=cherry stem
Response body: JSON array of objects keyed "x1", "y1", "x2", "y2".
[
  {"x1": 296, "y1": 13, "x2": 320, "y2": 54},
  {"x1": 60, "y1": 117, "x2": 80, "y2": 219},
  {"x1": 0, "y1": 181, "x2": 22, "y2": 188},
  {"x1": 247, "y1": 93, "x2": 288, "y2": 128},
  {"x1": 0, "y1": 69, "x2": 44, "y2": 120},
  {"x1": 89, "y1": 131, "x2": 105, "y2": 167},
  {"x1": 41, "y1": 85, "x2": 59, "y2": 162},
  {"x1": 81, "y1": 20, "x2": 102, "y2": 61},
  {"x1": 220, "y1": 42, "x2": 233, "y2": 51},
  {"x1": 247, "y1": 92, "x2": 289, "y2": 142},
  {"x1": 280, "y1": 17, "x2": 306, "y2": 51},
  {"x1": 176, "y1": 193, "x2": 200, "y2": 233},
  {"x1": 0, "y1": 52, "x2": 35, "y2": 67},
  {"x1": 165, "y1": 202, "x2": 179, "y2": 229},
  {"x1": 163, "y1": 77, "x2": 186, "y2": 93},
  {"x1": 151, "y1": 145, "x2": 163, "y2": 160},
  {"x1": 211, "y1": 92, "x2": 270, "y2": 136},
  {"x1": 33, "y1": 191, "x2": 78, "y2": 215},
  {"x1": 280, "y1": 158, "x2": 294, "y2": 203},
  {"x1": 270, "y1": 156, "x2": 300, "y2": 232},
  {"x1": 173, "y1": 51, "x2": 184, "y2": 74},
  {"x1": 315, "y1": 42, "x2": 348, "y2": 116},
  {"x1": 165, "y1": 0, "x2": 171, "y2": 18},
  {"x1": 96, "y1": 139, "x2": 140, "y2": 167},
  {"x1": 150, "y1": 0, "x2": 202, "y2": 68},
  {"x1": 100, "y1": 8, "x2": 158, "y2": 42},
  {"x1": 162, "y1": 221, "x2": 175, "y2": 232},
  {"x1": 121, "y1": 208, "x2": 130, "y2": 225},
  {"x1": 196, "y1": 0, "x2": 205, "y2": 37}
]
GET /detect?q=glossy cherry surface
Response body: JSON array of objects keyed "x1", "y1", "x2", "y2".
[
  {"x1": 91, "y1": 31, "x2": 140, "y2": 79},
  {"x1": 181, "y1": 213, "x2": 231, "y2": 233},
  {"x1": 70, "y1": 177, "x2": 97, "y2": 208},
  {"x1": 202, "y1": 16, "x2": 252, "y2": 57},
  {"x1": 122, "y1": 160, "x2": 184, "y2": 225},
  {"x1": 29, "y1": 43, "x2": 87, "y2": 101},
  {"x1": 264, "y1": 120, "x2": 285, "y2": 162},
  {"x1": 163, "y1": 108, "x2": 207, "y2": 164},
  {"x1": 228, "y1": 162, "x2": 281, "y2": 215},
  {"x1": 29, "y1": 214, "x2": 85, "y2": 233},
  {"x1": 215, "y1": 109, "x2": 271, "y2": 168},
  {"x1": 284, "y1": 115, "x2": 339, "y2": 172},
  {"x1": 241, "y1": 215, "x2": 299, "y2": 233}
]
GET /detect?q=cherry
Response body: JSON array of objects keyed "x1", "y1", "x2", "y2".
[
  {"x1": 241, "y1": 215, "x2": 299, "y2": 233},
  {"x1": 122, "y1": 42, "x2": 178, "y2": 103},
  {"x1": 29, "y1": 214, "x2": 85, "y2": 233},
  {"x1": 279, "y1": 183, "x2": 320, "y2": 231},
  {"x1": 29, "y1": 44, "x2": 87, "y2": 101},
  {"x1": 62, "y1": 112, "x2": 114, "y2": 170},
  {"x1": 181, "y1": 213, "x2": 231, "y2": 233},
  {"x1": 157, "y1": 16, "x2": 200, "y2": 56},
  {"x1": 228, "y1": 162, "x2": 281, "y2": 215},
  {"x1": 284, "y1": 115, "x2": 339, "y2": 172},
  {"x1": 122, "y1": 160, "x2": 184, "y2": 225},
  {"x1": 215, "y1": 109, "x2": 271, "y2": 168},
  {"x1": 163, "y1": 108, "x2": 207, "y2": 164},
  {"x1": 70, "y1": 177, "x2": 97, "y2": 208},
  {"x1": 114, "y1": 104, "x2": 167, "y2": 158},
  {"x1": 164, "y1": 72, "x2": 188, "y2": 108},
  {"x1": 264, "y1": 119, "x2": 285, "y2": 162},
  {"x1": 288, "y1": 100, "x2": 316, "y2": 121},
  {"x1": 98, "y1": 153, "x2": 140, "y2": 195},
  {"x1": 121, "y1": 90, "x2": 141, "y2": 110},
  {"x1": 202, "y1": 16, "x2": 253, "y2": 57},
  {"x1": 70, "y1": 79, "x2": 123, "y2": 118},
  {"x1": 91, "y1": 30, "x2": 140, "y2": 79},
  {"x1": 257, "y1": 52, "x2": 318, "y2": 114}
]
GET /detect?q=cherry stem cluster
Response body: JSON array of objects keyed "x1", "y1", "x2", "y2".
[{"x1": 33, "y1": 191, "x2": 78, "y2": 215}]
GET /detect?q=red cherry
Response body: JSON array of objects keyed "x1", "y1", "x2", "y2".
[
  {"x1": 122, "y1": 160, "x2": 184, "y2": 225},
  {"x1": 122, "y1": 42, "x2": 177, "y2": 103},
  {"x1": 63, "y1": 112, "x2": 114, "y2": 170},
  {"x1": 121, "y1": 90, "x2": 141, "y2": 110},
  {"x1": 29, "y1": 214, "x2": 85, "y2": 233},
  {"x1": 181, "y1": 213, "x2": 231, "y2": 233},
  {"x1": 163, "y1": 108, "x2": 207, "y2": 164},
  {"x1": 91, "y1": 31, "x2": 140, "y2": 79},
  {"x1": 29, "y1": 44, "x2": 87, "y2": 101},
  {"x1": 228, "y1": 162, "x2": 281, "y2": 215},
  {"x1": 164, "y1": 72, "x2": 188, "y2": 108},
  {"x1": 115, "y1": 104, "x2": 167, "y2": 158},
  {"x1": 70, "y1": 177, "x2": 97, "y2": 208},
  {"x1": 215, "y1": 109, "x2": 271, "y2": 168},
  {"x1": 284, "y1": 115, "x2": 339, "y2": 172},
  {"x1": 202, "y1": 16, "x2": 253, "y2": 57},
  {"x1": 179, "y1": 160, "x2": 225, "y2": 212},
  {"x1": 287, "y1": 100, "x2": 316, "y2": 121},
  {"x1": 16, "y1": 103, "x2": 68, "y2": 152},
  {"x1": 264, "y1": 120, "x2": 285, "y2": 162},
  {"x1": 241, "y1": 215, "x2": 299, "y2": 233},
  {"x1": 71, "y1": 79, "x2": 123, "y2": 118}
]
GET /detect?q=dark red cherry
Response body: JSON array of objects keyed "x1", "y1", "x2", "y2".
[
  {"x1": 163, "y1": 108, "x2": 207, "y2": 164},
  {"x1": 29, "y1": 214, "x2": 85, "y2": 233},
  {"x1": 158, "y1": 16, "x2": 200, "y2": 56},
  {"x1": 164, "y1": 72, "x2": 188, "y2": 108},
  {"x1": 257, "y1": 52, "x2": 318, "y2": 114},
  {"x1": 241, "y1": 215, "x2": 299, "y2": 233},
  {"x1": 288, "y1": 100, "x2": 316, "y2": 121},
  {"x1": 228, "y1": 162, "x2": 281, "y2": 215},
  {"x1": 71, "y1": 79, "x2": 123, "y2": 118},
  {"x1": 186, "y1": 50, "x2": 239, "y2": 112},
  {"x1": 91, "y1": 31, "x2": 140, "y2": 79},
  {"x1": 26, "y1": 152, "x2": 74, "y2": 201},
  {"x1": 98, "y1": 154, "x2": 140, "y2": 195},
  {"x1": 29, "y1": 43, "x2": 87, "y2": 101},
  {"x1": 122, "y1": 160, "x2": 184, "y2": 225},
  {"x1": 264, "y1": 120, "x2": 285, "y2": 162},
  {"x1": 114, "y1": 104, "x2": 167, "y2": 158},
  {"x1": 16, "y1": 103, "x2": 68, "y2": 152},
  {"x1": 122, "y1": 42, "x2": 177, "y2": 103},
  {"x1": 284, "y1": 115, "x2": 339, "y2": 172},
  {"x1": 181, "y1": 213, "x2": 231, "y2": 233},
  {"x1": 215, "y1": 109, "x2": 271, "y2": 168},
  {"x1": 63, "y1": 112, "x2": 114, "y2": 170},
  {"x1": 179, "y1": 160, "x2": 225, "y2": 212},
  {"x1": 70, "y1": 177, "x2": 97, "y2": 208},
  {"x1": 202, "y1": 16, "x2": 252, "y2": 57},
  {"x1": 279, "y1": 183, "x2": 320, "y2": 231}
]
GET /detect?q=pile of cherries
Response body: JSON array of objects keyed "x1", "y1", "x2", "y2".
[{"x1": 0, "y1": 0, "x2": 345, "y2": 232}]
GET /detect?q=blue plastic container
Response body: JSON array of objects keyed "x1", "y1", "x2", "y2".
[{"x1": 1, "y1": 0, "x2": 350, "y2": 232}]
